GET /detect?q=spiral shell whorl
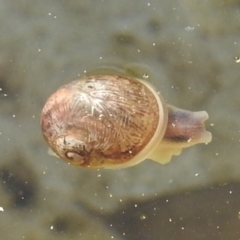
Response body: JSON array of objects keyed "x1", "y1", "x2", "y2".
[{"x1": 41, "y1": 75, "x2": 163, "y2": 168}]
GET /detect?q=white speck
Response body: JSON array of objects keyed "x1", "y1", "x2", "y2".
[
  {"x1": 0, "y1": 207, "x2": 4, "y2": 212},
  {"x1": 216, "y1": 153, "x2": 219, "y2": 156},
  {"x1": 128, "y1": 150, "x2": 132, "y2": 154},
  {"x1": 48, "y1": 13, "x2": 52, "y2": 16},
  {"x1": 83, "y1": 70, "x2": 87, "y2": 74},
  {"x1": 99, "y1": 56, "x2": 103, "y2": 60},
  {"x1": 119, "y1": 199, "x2": 122, "y2": 202},
  {"x1": 152, "y1": 42, "x2": 156, "y2": 46},
  {"x1": 147, "y1": 3, "x2": 150, "y2": 6},
  {"x1": 137, "y1": 49, "x2": 141, "y2": 52},
  {"x1": 0, "y1": 88, "x2": 2, "y2": 91},
  {"x1": 143, "y1": 73, "x2": 149, "y2": 79},
  {"x1": 187, "y1": 138, "x2": 192, "y2": 143},
  {"x1": 195, "y1": 173, "x2": 199, "y2": 177},
  {"x1": 185, "y1": 26, "x2": 195, "y2": 31},
  {"x1": 123, "y1": 232, "x2": 126, "y2": 236},
  {"x1": 229, "y1": 191, "x2": 232, "y2": 194},
  {"x1": 109, "y1": 194, "x2": 113, "y2": 198},
  {"x1": 50, "y1": 226, "x2": 54, "y2": 230},
  {"x1": 54, "y1": 16, "x2": 57, "y2": 19},
  {"x1": 3, "y1": 94, "x2": 7, "y2": 97},
  {"x1": 134, "y1": 204, "x2": 137, "y2": 207},
  {"x1": 210, "y1": 123, "x2": 214, "y2": 126},
  {"x1": 37, "y1": 48, "x2": 41, "y2": 52},
  {"x1": 12, "y1": 115, "x2": 16, "y2": 118},
  {"x1": 235, "y1": 57, "x2": 240, "y2": 63},
  {"x1": 97, "y1": 174, "x2": 101, "y2": 177},
  {"x1": 181, "y1": 227, "x2": 185, "y2": 230},
  {"x1": 171, "y1": 123, "x2": 176, "y2": 127},
  {"x1": 169, "y1": 218, "x2": 172, "y2": 222}
]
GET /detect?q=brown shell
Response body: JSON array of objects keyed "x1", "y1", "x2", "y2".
[{"x1": 41, "y1": 75, "x2": 164, "y2": 168}]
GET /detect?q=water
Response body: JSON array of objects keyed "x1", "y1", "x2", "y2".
[{"x1": 0, "y1": 0, "x2": 240, "y2": 239}]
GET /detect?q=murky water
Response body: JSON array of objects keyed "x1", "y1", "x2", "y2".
[{"x1": 0, "y1": 0, "x2": 240, "y2": 239}]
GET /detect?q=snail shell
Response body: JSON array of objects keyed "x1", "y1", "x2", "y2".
[{"x1": 41, "y1": 74, "x2": 212, "y2": 169}]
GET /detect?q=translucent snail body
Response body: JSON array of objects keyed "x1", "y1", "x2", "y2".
[{"x1": 41, "y1": 72, "x2": 212, "y2": 169}]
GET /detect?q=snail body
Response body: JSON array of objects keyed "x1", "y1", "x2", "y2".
[{"x1": 41, "y1": 69, "x2": 212, "y2": 169}]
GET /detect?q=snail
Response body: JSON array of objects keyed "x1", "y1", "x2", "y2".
[{"x1": 40, "y1": 66, "x2": 212, "y2": 169}]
